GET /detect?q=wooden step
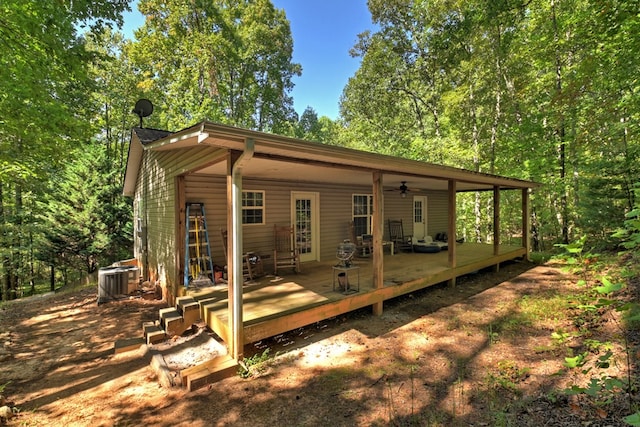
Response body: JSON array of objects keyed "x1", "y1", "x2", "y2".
[
  {"x1": 159, "y1": 307, "x2": 184, "y2": 337},
  {"x1": 143, "y1": 321, "x2": 166, "y2": 345},
  {"x1": 114, "y1": 337, "x2": 145, "y2": 354},
  {"x1": 180, "y1": 354, "x2": 238, "y2": 392},
  {"x1": 176, "y1": 296, "x2": 200, "y2": 326}
]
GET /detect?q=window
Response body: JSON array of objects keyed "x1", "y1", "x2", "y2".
[
  {"x1": 352, "y1": 194, "x2": 373, "y2": 236},
  {"x1": 242, "y1": 191, "x2": 265, "y2": 225}
]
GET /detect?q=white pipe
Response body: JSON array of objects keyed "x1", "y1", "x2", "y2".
[{"x1": 230, "y1": 138, "x2": 254, "y2": 358}]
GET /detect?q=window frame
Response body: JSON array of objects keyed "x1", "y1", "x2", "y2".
[
  {"x1": 352, "y1": 194, "x2": 373, "y2": 236},
  {"x1": 242, "y1": 190, "x2": 266, "y2": 225}
]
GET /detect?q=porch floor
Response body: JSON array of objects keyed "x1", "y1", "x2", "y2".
[{"x1": 187, "y1": 242, "x2": 526, "y2": 345}]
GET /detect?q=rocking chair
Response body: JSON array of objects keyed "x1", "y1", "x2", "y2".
[
  {"x1": 349, "y1": 221, "x2": 372, "y2": 257},
  {"x1": 273, "y1": 224, "x2": 300, "y2": 275},
  {"x1": 220, "y1": 229, "x2": 263, "y2": 281},
  {"x1": 387, "y1": 219, "x2": 413, "y2": 253}
]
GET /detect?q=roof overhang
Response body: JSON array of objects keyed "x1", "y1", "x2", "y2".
[{"x1": 123, "y1": 121, "x2": 540, "y2": 196}]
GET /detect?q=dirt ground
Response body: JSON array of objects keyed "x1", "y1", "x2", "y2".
[{"x1": 0, "y1": 260, "x2": 635, "y2": 426}]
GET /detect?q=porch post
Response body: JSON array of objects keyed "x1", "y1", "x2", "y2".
[
  {"x1": 227, "y1": 139, "x2": 254, "y2": 360},
  {"x1": 448, "y1": 179, "x2": 457, "y2": 287},
  {"x1": 372, "y1": 171, "x2": 384, "y2": 316},
  {"x1": 175, "y1": 175, "x2": 186, "y2": 288},
  {"x1": 493, "y1": 186, "x2": 500, "y2": 272},
  {"x1": 522, "y1": 188, "x2": 531, "y2": 261},
  {"x1": 226, "y1": 152, "x2": 240, "y2": 359}
]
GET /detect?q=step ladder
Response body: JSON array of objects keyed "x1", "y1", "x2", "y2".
[{"x1": 184, "y1": 203, "x2": 215, "y2": 287}]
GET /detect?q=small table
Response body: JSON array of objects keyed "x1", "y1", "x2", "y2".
[{"x1": 332, "y1": 265, "x2": 360, "y2": 294}]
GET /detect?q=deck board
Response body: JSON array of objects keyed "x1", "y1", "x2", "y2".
[{"x1": 188, "y1": 243, "x2": 526, "y2": 344}]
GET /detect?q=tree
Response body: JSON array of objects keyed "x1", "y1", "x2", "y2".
[
  {"x1": 340, "y1": 0, "x2": 640, "y2": 248},
  {"x1": 129, "y1": 0, "x2": 301, "y2": 131},
  {"x1": 0, "y1": 0, "x2": 130, "y2": 299}
]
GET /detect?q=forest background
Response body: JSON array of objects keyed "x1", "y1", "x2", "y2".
[{"x1": 0, "y1": 0, "x2": 638, "y2": 299}]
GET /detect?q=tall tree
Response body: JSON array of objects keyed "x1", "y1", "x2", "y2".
[
  {"x1": 129, "y1": 0, "x2": 301, "y2": 132},
  {"x1": 0, "y1": 0, "x2": 129, "y2": 299},
  {"x1": 340, "y1": 0, "x2": 640, "y2": 247}
]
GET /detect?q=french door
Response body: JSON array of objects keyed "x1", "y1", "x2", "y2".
[
  {"x1": 413, "y1": 195, "x2": 428, "y2": 239},
  {"x1": 291, "y1": 192, "x2": 320, "y2": 262}
]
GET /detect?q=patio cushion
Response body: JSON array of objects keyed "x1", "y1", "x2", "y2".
[
  {"x1": 413, "y1": 243, "x2": 441, "y2": 253},
  {"x1": 411, "y1": 235, "x2": 448, "y2": 250}
]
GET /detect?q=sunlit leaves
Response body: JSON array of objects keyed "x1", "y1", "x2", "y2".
[{"x1": 129, "y1": 0, "x2": 300, "y2": 131}]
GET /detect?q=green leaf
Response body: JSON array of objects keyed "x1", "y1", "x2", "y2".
[
  {"x1": 595, "y1": 277, "x2": 623, "y2": 294},
  {"x1": 564, "y1": 352, "x2": 588, "y2": 368},
  {"x1": 623, "y1": 411, "x2": 640, "y2": 426}
]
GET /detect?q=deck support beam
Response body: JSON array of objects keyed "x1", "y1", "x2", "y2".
[
  {"x1": 447, "y1": 179, "x2": 457, "y2": 287},
  {"x1": 372, "y1": 171, "x2": 384, "y2": 316}
]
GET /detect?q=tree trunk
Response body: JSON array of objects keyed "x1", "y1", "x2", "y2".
[
  {"x1": 551, "y1": 0, "x2": 569, "y2": 244},
  {"x1": 0, "y1": 180, "x2": 7, "y2": 301}
]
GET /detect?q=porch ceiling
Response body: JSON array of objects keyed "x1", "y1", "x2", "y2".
[{"x1": 195, "y1": 156, "x2": 496, "y2": 192}]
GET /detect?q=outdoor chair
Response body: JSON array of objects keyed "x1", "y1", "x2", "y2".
[
  {"x1": 220, "y1": 229, "x2": 263, "y2": 281},
  {"x1": 349, "y1": 221, "x2": 372, "y2": 257},
  {"x1": 273, "y1": 224, "x2": 300, "y2": 275},
  {"x1": 387, "y1": 219, "x2": 413, "y2": 253}
]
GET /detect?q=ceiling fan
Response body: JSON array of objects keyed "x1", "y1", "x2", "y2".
[{"x1": 386, "y1": 181, "x2": 413, "y2": 198}]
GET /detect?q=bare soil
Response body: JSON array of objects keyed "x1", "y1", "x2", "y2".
[{"x1": 0, "y1": 260, "x2": 636, "y2": 426}]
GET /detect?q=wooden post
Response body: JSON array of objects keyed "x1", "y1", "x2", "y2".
[
  {"x1": 227, "y1": 151, "x2": 241, "y2": 359},
  {"x1": 493, "y1": 185, "x2": 500, "y2": 272},
  {"x1": 175, "y1": 175, "x2": 186, "y2": 288},
  {"x1": 448, "y1": 179, "x2": 457, "y2": 287},
  {"x1": 372, "y1": 171, "x2": 384, "y2": 316},
  {"x1": 522, "y1": 188, "x2": 531, "y2": 261}
]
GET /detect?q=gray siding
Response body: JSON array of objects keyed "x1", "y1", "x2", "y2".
[
  {"x1": 133, "y1": 146, "x2": 224, "y2": 289},
  {"x1": 182, "y1": 175, "x2": 451, "y2": 267}
]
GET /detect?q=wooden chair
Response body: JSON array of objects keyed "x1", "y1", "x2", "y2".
[
  {"x1": 273, "y1": 225, "x2": 300, "y2": 275},
  {"x1": 387, "y1": 219, "x2": 413, "y2": 253},
  {"x1": 220, "y1": 229, "x2": 263, "y2": 281},
  {"x1": 350, "y1": 221, "x2": 372, "y2": 257}
]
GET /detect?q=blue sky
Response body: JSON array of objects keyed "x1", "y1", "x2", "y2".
[{"x1": 121, "y1": 1, "x2": 376, "y2": 120}]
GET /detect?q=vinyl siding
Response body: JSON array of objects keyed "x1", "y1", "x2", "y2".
[
  {"x1": 182, "y1": 175, "x2": 451, "y2": 268},
  {"x1": 133, "y1": 145, "x2": 224, "y2": 292}
]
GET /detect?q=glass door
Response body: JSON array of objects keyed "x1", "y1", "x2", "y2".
[{"x1": 292, "y1": 192, "x2": 319, "y2": 262}]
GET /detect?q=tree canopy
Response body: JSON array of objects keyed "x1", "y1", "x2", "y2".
[{"x1": 1, "y1": 0, "x2": 638, "y2": 299}]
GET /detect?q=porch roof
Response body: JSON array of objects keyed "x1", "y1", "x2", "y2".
[{"x1": 124, "y1": 121, "x2": 539, "y2": 196}]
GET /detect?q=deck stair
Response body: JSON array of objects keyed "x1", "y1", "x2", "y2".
[
  {"x1": 135, "y1": 293, "x2": 237, "y2": 391},
  {"x1": 143, "y1": 296, "x2": 202, "y2": 345}
]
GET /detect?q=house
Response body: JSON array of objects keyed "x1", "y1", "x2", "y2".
[{"x1": 123, "y1": 121, "x2": 539, "y2": 363}]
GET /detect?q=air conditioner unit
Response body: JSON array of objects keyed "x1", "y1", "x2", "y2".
[{"x1": 97, "y1": 267, "x2": 134, "y2": 304}]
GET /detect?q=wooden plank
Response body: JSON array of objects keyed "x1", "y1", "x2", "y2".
[
  {"x1": 180, "y1": 355, "x2": 236, "y2": 387},
  {"x1": 114, "y1": 337, "x2": 145, "y2": 354}
]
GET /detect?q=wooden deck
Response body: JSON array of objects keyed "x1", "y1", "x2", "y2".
[{"x1": 188, "y1": 243, "x2": 526, "y2": 346}]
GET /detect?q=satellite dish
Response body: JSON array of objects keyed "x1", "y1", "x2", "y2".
[{"x1": 132, "y1": 99, "x2": 153, "y2": 128}]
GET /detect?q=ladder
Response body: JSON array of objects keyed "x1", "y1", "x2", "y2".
[{"x1": 184, "y1": 203, "x2": 215, "y2": 287}]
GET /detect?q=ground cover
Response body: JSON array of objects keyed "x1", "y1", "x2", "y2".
[{"x1": 0, "y1": 258, "x2": 637, "y2": 426}]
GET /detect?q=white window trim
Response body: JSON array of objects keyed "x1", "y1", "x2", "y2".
[{"x1": 242, "y1": 190, "x2": 266, "y2": 225}]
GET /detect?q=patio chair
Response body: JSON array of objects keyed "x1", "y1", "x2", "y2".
[
  {"x1": 387, "y1": 219, "x2": 413, "y2": 253},
  {"x1": 349, "y1": 221, "x2": 372, "y2": 257},
  {"x1": 220, "y1": 229, "x2": 263, "y2": 281},
  {"x1": 273, "y1": 224, "x2": 300, "y2": 275}
]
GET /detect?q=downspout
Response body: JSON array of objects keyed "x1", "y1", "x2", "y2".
[{"x1": 230, "y1": 138, "x2": 254, "y2": 359}]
